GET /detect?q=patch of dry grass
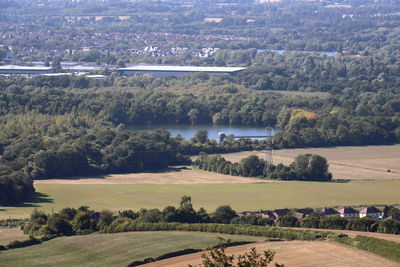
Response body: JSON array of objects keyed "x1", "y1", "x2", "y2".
[
  {"x1": 142, "y1": 240, "x2": 399, "y2": 267},
  {"x1": 215, "y1": 145, "x2": 400, "y2": 180},
  {"x1": 0, "y1": 228, "x2": 26, "y2": 246},
  {"x1": 34, "y1": 169, "x2": 268, "y2": 185}
]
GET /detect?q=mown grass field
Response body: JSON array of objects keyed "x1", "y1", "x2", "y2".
[
  {"x1": 0, "y1": 231, "x2": 265, "y2": 267},
  {"x1": 1, "y1": 179, "x2": 400, "y2": 219}
]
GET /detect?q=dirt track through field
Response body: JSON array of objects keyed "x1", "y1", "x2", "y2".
[
  {"x1": 34, "y1": 169, "x2": 269, "y2": 185},
  {"x1": 140, "y1": 240, "x2": 399, "y2": 267},
  {"x1": 212, "y1": 145, "x2": 400, "y2": 180}
]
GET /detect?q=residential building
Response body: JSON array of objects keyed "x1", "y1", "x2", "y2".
[
  {"x1": 359, "y1": 206, "x2": 384, "y2": 219},
  {"x1": 321, "y1": 207, "x2": 340, "y2": 217},
  {"x1": 338, "y1": 207, "x2": 360, "y2": 218}
]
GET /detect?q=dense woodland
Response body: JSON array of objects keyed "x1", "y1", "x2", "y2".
[
  {"x1": 1, "y1": 60, "x2": 400, "y2": 203},
  {"x1": 1, "y1": 0, "x2": 400, "y2": 205}
]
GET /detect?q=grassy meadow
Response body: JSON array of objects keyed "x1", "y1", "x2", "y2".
[
  {"x1": 0, "y1": 231, "x2": 265, "y2": 267},
  {"x1": 1, "y1": 179, "x2": 400, "y2": 219}
]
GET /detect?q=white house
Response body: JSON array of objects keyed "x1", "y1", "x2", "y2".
[
  {"x1": 338, "y1": 207, "x2": 359, "y2": 218},
  {"x1": 359, "y1": 206, "x2": 383, "y2": 219}
]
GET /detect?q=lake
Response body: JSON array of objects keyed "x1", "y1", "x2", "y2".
[{"x1": 129, "y1": 124, "x2": 275, "y2": 140}]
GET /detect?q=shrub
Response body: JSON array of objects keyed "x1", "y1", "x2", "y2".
[
  {"x1": 6, "y1": 236, "x2": 41, "y2": 249},
  {"x1": 319, "y1": 216, "x2": 348, "y2": 230},
  {"x1": 346, "y1": 217, "x2": 378, "y2": 232},
  {"x1": 378, "y1": 219, "x2": 400, "y2": 234},
  {"x1": 44, "y1": 214, "x2": 73, "y2": 236},
  {"x1": 212, "y1": 205, "x2": 238, "y2": 224},
  {"x1": 103, "y1": 222, "x2": 334, "y2": 241},
  {"x1": 276, "y1": 215, "x2": 300, "y2": 227},
  {"x1": 335, "y1": 235, "x2": 400, "y2": 263},
  {"x1": 301, "y1": 216, "x2": 320, "y2": 228}
]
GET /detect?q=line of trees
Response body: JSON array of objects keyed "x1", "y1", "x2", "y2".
[
  {"x1": 278, "y1": 214, "x2": 400, "y2": 235},
  {"x1": 21, "y1": 200, "x2": 340, "y2": 241},
  {"x1": 194, "y1": 153, "x2": 332, "y2": 181},
  {"x1": 23, "y1": 196, "x2": 400, "y2": 239},
  {"x1": 22, "y1": 196, "x2": 240, "y2": 236}
]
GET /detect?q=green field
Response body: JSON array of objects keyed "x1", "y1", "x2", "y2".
[
  {"x1": 0, "y1": 231, "x2": 265, "y2": 267},
  {"x1": 1, "y1": 180, "x2": 400, "y2": 219}
]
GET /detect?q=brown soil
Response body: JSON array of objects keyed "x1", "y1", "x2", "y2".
[{"x1": 141, "y1": 240, "x2": 400, "y2": 267}]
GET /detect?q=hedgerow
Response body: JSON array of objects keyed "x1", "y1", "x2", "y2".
[{"x1": 335, "y1": 235, "x2": 400, "y2": 263}]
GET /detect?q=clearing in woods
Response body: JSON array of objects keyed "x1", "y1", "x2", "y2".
[
  {"x1": 141, "y1": 240, "x2": 399, "y2": 267},
  {"x1": 211, "y1": 144, "x2": 400, "y2": 180}
]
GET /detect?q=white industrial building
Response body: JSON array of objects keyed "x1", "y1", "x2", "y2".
[
  {"x1": 0, "y1": 65, "x2": 53, "y2": 75},
  {"x1": 118, "y1": 65, "x2": 247, "y2": 77},
  {"x1": 0, "y1": 63, "x2": 246, "y2": 78}
]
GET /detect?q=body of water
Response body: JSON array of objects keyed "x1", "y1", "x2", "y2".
[{"x1": 129, "y1": 124, "x2": 275, "y2": 140}]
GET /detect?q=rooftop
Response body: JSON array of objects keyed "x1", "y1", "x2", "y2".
[
  {"x1": 119, "y1": 65, "x2": 247, "y2": 73},
  {"x1": 42, "y1": 73, "x2": 73, "y2": 77},
  {"x1": 321, "y1": 207, "x2": 340, "y2": 215},
  {"x1": 360, "y1": 206, "x2": 382, "y2": 214},
  {"x1": 0, "y1": 65, "x2": 52, "y2": 71},
  {"x1": 66, "y1": 65, "x2": 102, "y2": 71},
  {"x1": 338, "y1": 207, "x2": 360, "y2": 214}
]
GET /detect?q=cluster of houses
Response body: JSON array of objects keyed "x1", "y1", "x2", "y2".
[
  {"x1": 238, "y1": 205, "x2": 400, "y2": 221},
  {"x1": 136, "y1": 46, "x2": 220, "y2": 59}
]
